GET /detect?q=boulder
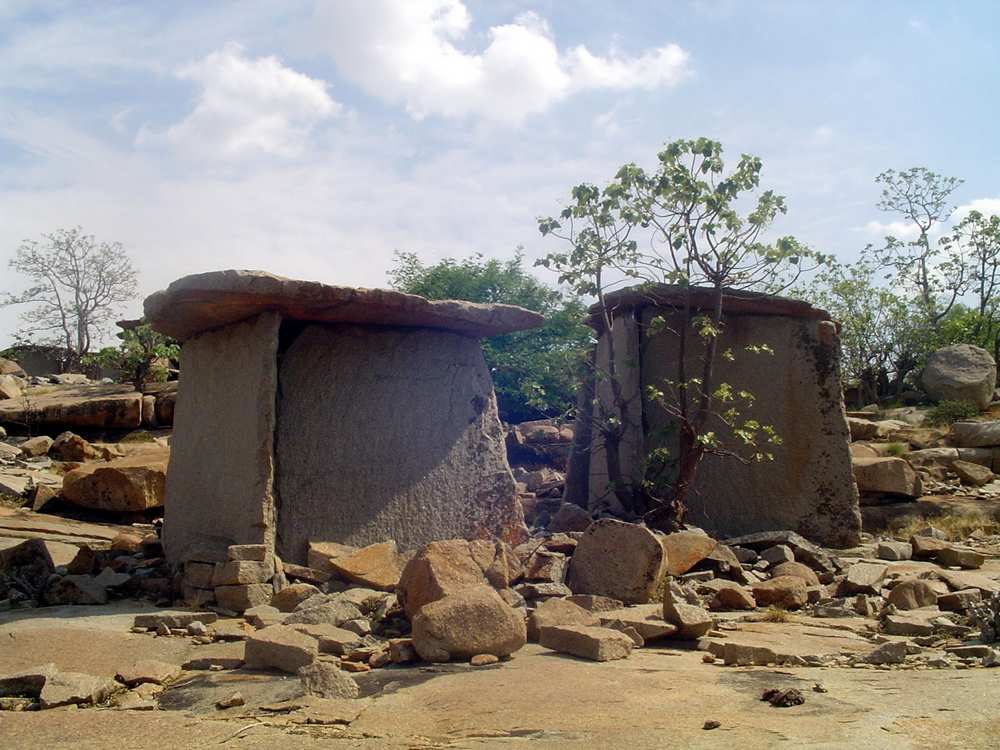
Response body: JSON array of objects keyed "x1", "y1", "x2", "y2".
[
  {"x1": 0, "y1": 374, "x2": 22, "y2": 401},
  {"x1": 19, "y1": 435, "x2": 53, "y2": 457},
  {"x1": 411, "y1": 586, "x2": 526, "y2": 662},
  {"x1": 952, "y1": 459, "x2": 994, "y2": 486},
  {"x1": 0, "y1": 385, "x2": 142, "y2": 430},
  {"x1": 244, "y1": 625, "x2": 318, "y2": 673},
  {"x1": 526, "y1": 597, "x2": 600, "y2": 641},
  {"x1": 61, "y1": 448, "x2": 169, "y2": 512},
  {"x1": 769, "y1": 562, "x2": 820, "y2": 587},
  {"x1": 214, "y1": 583, "x2": 273, "y2": 612},
  {"x1": 548, "y1": 503, "x2": 592, "y2": 533},
  {"x1": 566, "y1": 520, "x2": 667, "y2": 604},
  {"x1": 307, "y1": 541, "x2": 358, "y2": 574},
  {"x1": 115, "y1": 660, "x2": 182, "y2": 687},
  {"x1": 708, "y1": 582, "x2": 756, "y2": 611},
  {"x1": 0, "y1": 358, "x2": 25, "y2": 377},
  {"x1": 298, "y1": 661, "x2": 359, "y2": 699},
  {"x1": 271, "y1": 583, "x2": 321, "y2": 613},
  {"x1": 910, "y1": 534, "x2": 951, "y2": 559},
  {"x1": 886, "y1": 579, "x2": 938, "y2": 610},
  {"x1": 852, "y1": 457, "x2": 921, "y2": 498},
  {"x1": 950, "y1": 421, "x2": 1000, "y2": 448},
  {"x1": 50, "y1": 431, "x2": 101, "y2": 462},
  {"x1": 866, "y1": 641, "x2": 907, "y2": 665},
  {"x1": 538, "y1": 625, "x2": 634, "y2": 661},
  {"x1": 751, "y1": 576, "x2": 808, "y2": 609},
  {"x1": 660, "y1": 530, "x2": 718, "y2": 577},
  {"x1": 662, "y1": 588, "x2": 713, "y2": 638},
  {"x1": 876, "y1": 540, "x2": 913, "y2": 561},
  {"x1": 597, "y1": 604, "x2": 678, "y2": 641},
  {"x1": 397, "y1": 539, "x2": 511, "y2": 618},
  {"x1": 284, "y1": 597, "x2": 364, "y2": 627},
  {"x1": 326, "y1": 540, "x2": 404, "y2": 591},
  {"x1": 843, "y1": 562, "x2": 888, "y2": 595},
  {"x1": 922, "y1": 344, "x2": 996, "y2": 409},
  {"x1": 936, "y1": 546, "x2": 985, "y2": 570}
]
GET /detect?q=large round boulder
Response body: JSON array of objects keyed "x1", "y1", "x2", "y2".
[
  {"x1": 411, "y1": 585, "x2": 527, "y2": 662},
  {"x1": 566, "y1": 519, "x2": 667, "y2": 604},
  {"x1": 921, "y1": 344, "x2": 996, "y2": 410}
]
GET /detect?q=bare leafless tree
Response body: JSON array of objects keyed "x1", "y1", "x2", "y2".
[{"x1": 3, "y1": 227, "x2": 138, "y2": 366}]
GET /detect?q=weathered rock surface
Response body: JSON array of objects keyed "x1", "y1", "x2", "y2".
[
  {"x1": 62, "y1": 448, "x2": 169, "y2": 512},
  {"x1": 50, "y1": 431, "x2": 101, "y2": 461},
  {"x1": 660, "y1": 530, "x2": 718, "y2": 577},
  {"x1": 567, "y1": 520, "x2": 666, "y2": 604},
  {"x1": 411, "y1": 586, "x2": 526, "y2": 662},
  {"x1": 952, "y1": 459, "x2": 995, "y2": 486},
  {"x1": 0, "y1": 384, "x2": 142, "y2": 430},
  {"x1": 769, "y1": 561, "x2": 821, "y2": 587},
  {"x1": 950, "y1": 421, "x2": 1000, "y2": 448},
  {"x1": 115, "y1": 660, "x2": 182, "y2": 687},
  {"x1": 271, "y1": 583, "x2": 321, "y2": 613},
  {"x1": 922, "y1": 344, "x2": 996, "y2": 409},
  {"x1": 0, "y1": 374, "x2": 22, "y2": 400},
  {"x1": 843, "y1": 562, "x2": 888, "y2": 595}
]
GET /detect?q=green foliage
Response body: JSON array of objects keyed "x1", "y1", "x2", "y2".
[
  {"x1": 925, "y1": 399, "x2": 979, "y2": 426},
  {"x1": 83, "y1": 323, "x2": 179, "y2": 391},
  {"x1": 537, "y1": 137, "x2": 817, "y2": 527},
  {"x1": 388, "y1": 251, "x2": 591, "y2": 423},
  {"x1": 884, "y1": 442, "x2": 907, "y2": 457}
]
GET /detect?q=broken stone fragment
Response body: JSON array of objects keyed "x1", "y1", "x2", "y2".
[
  {"x1": 660, "y1": 530, "x2": 718, "y2": 577},
  {"x1": 547, "y1": 503, "x2": 592, "y2": 533},
  {"x1": 886, "y1": 579, "x2": 938, "y2": 611},
  {"x1": 524, "y1": 549, "x2": 568, "y2": 583},
  {"x1": 883, "y1": 613, "x2": 936, "y2": 637},
  {"x1": 852, "y1": 457, "x2": 922, "y2": 498},
  {"x1": 952, "y1": 459, "x2": 994, "y2": 486},
  {"x1": 326, "y1": 540, "x2": 405, "y2": 591},
  {"x1": 271, "y1": 582, "x2": 321, "y2": 612},
  {"x1": 244, "y1": 624, "x2": 318, "y2": 673},
  {"x1": 228, "y1": 544, "x2": 269, "y2": 562},
  {"x1": 719, "y1": 642, "x2": 779, "y2": 666},
  {"x1": 526, "y1": 597, "x2": 600, "y2": 641},
  {"x1": 842, "y1": 562, "x2": 888, "y2": 596},
  {"x1": 662, "y1": 588, "x2": 713, "y2": 639},
  {"x1": 61, "y1": 449, "x2": 169, "y2": 512},
  {"x1": 910, "y1": 534, "x2": 950, "y2": 559},
  {"x1": 938, "y1": 588, "x2": 981, "y2": 612},
  {"x1": 19, "y1": 435, "x2": 53, "y2": 458},
  {"x1": 134, "y1": 611, "x2": 218, "y2": 629},
  {"x1": 284, "y1": 597, "x2": 363, "y2": 627},
  {"x1": 760, "y1": 544, "x2": 795, "y2": 566},
  {"x1": 865, "y1": 641, "x2": 907, "y2": 665},
  {"x1": 706, "y1": 582, "x2": 757, "y2": 611},
  {"x1": 298, "y1": 661, "x2": 359, "y2": 699},
  {"x1": 115, "y1": 660, "x2": 181, "y2": 687},
  {"x1": 214, "y1": 583, "x2": 273, "y2": 612},
  {"x1": 935, "y1": 546, "x2": 985, "y2": 570},
  {"x1": 183, "y1": 561, "x2": 216, "y2": 589},
  {"x1": 411, "y1": 585, "x2": 526, "y2": 662},
  {"x1": 50, "y1": 431, "x2": 101, "y2": 462},
  {"x1": 212, "y1": 558, "x2": 275, "y2": 586},
  {"x1": 244, "y1": 604, "x2": 286, "y2": 629},
  {"x1": 566, "y1": 519, "x2": 667, "y2": 605},
  {"x1": 876, "y1": 541, "x2": 913, "y2": 561},
  {"x1": 722, "y1": 531, "x2": 837, "y2": 575},
  {"x1": 307, "y1": 541, "x2": 358, "y2": 574},
  {"x1": 538, "y1": 625, "x2": 634, "y2": 661},
  {"x1": 598, "y1": 604, "x2": 678, "y2": 641},
  {"x1": 565, "y1": 594, "x2": 624, "y2": 612}
]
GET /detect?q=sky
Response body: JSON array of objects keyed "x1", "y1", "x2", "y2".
[{"x1": 2, "y1": 0, "x2": 999, "y2": 348}]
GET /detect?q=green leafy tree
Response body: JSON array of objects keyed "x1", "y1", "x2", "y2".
[
  {"x1": 538, "y1": 138, "x2": 820, "y2": 529},
  {"x1": 3, "y1": 227, "x2": 138, "y2": 367},
  {"x1": 84, "y1": 322, "x2": 179, "y2": 391},
  {"x1": 388, "y1": 251, "x2": 591, "y2": 423}
]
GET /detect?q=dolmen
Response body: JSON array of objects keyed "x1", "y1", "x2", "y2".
[
  {"x1": 569, "y1": 284, "x2": 861, "y2": 548},
  {"x1": 143, "y1": 270, "x2": 544, "y2": 567}
]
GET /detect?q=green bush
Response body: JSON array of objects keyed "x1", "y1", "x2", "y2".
[{"x1": 925, "y1": 399, "x2": 979, "y2": 426}]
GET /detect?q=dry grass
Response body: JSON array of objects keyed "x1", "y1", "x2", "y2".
[
  {"x1": 889, "y1": 512, "x2": 1000, "y2": 542},
  {"x1": 761, "y1": 606, "x2": 791, "y2": 623}
]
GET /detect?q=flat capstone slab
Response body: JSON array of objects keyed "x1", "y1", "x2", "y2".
[{"x1": 144, "y1": 270, "x2": 545, "y2": 341}]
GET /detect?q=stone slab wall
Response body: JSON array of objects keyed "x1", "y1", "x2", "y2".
[
  {"x1": 163, "y1": 312, "x2": 280, "y2": 563},
  {"x1": 587, "y1": 309, "x2": 861, "y2": 547},
  {"x1": 274, "y1": 323, "x2": 519, "y2": 562}
]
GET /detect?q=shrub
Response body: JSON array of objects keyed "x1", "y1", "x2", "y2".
[
  {"x1": 925, "y1": 399, "x2": 979, "y2": 426},
  {"x1": 885, "y1": 442, "x2": 908, "y2": 457}
]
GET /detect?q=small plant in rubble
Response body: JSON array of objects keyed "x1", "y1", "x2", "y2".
[
  {"x1": 538, "y1": 137, "x2": 826, "y2": 530},
  {"x1": 969, "y1": 591, "x2": 1000, "y2": 643}
]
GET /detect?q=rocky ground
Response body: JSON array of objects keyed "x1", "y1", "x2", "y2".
[{"x1": 3, "y1": 363, "x2": 1000, "y2": 748}]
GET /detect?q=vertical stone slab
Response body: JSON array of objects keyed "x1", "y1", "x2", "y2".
[
  {"x1": 275, "y1": 323, "x2": 520, "y2": 562},
  {"x1": 637, "y1": 310, "x2": 860, "y2": 547},
  {"x1": 587, "y1": 312, "x2": 644, "y2": 515},
  {"x1": 163, "y1": 312, "x2": 280, "y2": 564}
]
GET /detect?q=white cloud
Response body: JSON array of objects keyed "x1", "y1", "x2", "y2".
[
  {"x1": 860, "y1": 219, "x2": 922, "y2": 241},
  {"x1": 953, "y1": 197, "x2": 1000, "y2": 222},
  {"x1": 143, "y1": 42, "x2": 340, "y2": 158},
  {"x1": 317, "y1": 0, "x2": 690, "y2": 125}
]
